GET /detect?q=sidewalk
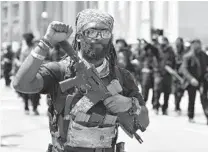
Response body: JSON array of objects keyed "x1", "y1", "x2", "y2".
[{"x1": 0, "y1": 78, "x2": 50, "y2": 152}]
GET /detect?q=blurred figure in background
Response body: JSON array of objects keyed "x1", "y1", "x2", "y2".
[
  {"x1": 49, "y1": 43, "x2": 66, "y2": 61},
  {"x1": 117, "y1": 47, "x2": 135, "y2": 73},
  {"x1": 184, "y1": 40, "x2": 191, "y2": 53},
  {"x1": 138, "y1": 41, "x2": 159, "y2": 106},
  {"x1": 173, "y1": 37, "x2": 186, "y2": 114},
  {"x1": 115, "y1": 38, "x2": 128, "y2": 53},
  {"x1": 180, "y1": 39, "x2": 208, "y2": 124},
  {"x1": 18, "y1": 33, "x2": 41, "y2": 115},
  {"x1": 205, "y1": 45, "x2": 208, "y2": 56},
  {"x1": 153, "y1": 36, "x2": 176, "y2": 115},
  {"x1": 116, "y1": 40, "x2": 136, "y2": 74},
  {"x1": 1, "y1": 44, "x2": 14, "y2": 86}
]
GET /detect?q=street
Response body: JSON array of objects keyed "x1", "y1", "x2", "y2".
[{"x1": 0, "y1": 78, "x2": 208, "y2": 152}]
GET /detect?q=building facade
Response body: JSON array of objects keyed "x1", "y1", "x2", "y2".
[{"x1": 1, "y1": 1, "x2": 208, "y2": 45}]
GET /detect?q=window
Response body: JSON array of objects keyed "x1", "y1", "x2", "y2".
[
  {"x1": 2, "y1": 1, "x2": 8, "y2": 6},
  {"x1": 43, "y1": 1, "x2": 47, "y2": 11},
  {"x1": 12, "y1": 21, "x2": 20, "y2": 41},
  {"x1": 2, "y1": 7, "x2": 8, "y2": 20},
  {"x1": 2, "y1": 23, "x2": 9, "y2": 42},
  {"x1": 91, "y1": 1, "x2": 98, "y2": 9},
  {"x1": 12, "y1": 3, "x2": 19, "y2": 17}
]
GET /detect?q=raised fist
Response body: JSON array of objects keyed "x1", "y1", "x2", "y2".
[{"x1": 44, "y1": 21, "x2": 73, "y2": 46}]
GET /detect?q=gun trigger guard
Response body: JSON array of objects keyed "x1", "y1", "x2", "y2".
[{"x1": 79, "y1": 85, "x2": 88, "y2": 94}]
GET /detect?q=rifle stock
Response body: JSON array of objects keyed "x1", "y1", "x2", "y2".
[
  {"x1": 164, "y1": 65, "x2": 189, "y2": 89},
  {"x1": 164, "y1": 65, "x2": 184, "y2": 83}
]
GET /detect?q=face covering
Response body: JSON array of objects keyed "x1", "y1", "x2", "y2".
[{"x1": 80, "y1": 38, "x2": 111, "y2": 63}]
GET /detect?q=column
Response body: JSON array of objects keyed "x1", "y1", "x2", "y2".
[
  {"x1": 8, "y1": 2, "x2": 12, "y2": 42},
  {"x1": 118, "y1": 1, "x2": 130, "y2": 39},
  {"x1": 19, "y1": 2, "x2": 26, "y2": 35},
  {"x1": 54, "y1": 1, "x2": 63, "y2": 21},
  {"x1": 24, "y1": 1, "x2": 31, "y2": 33},
  {"x1": 112, "y1": 1, "x2": 120, "y2": 40},
  {"x1": 76, "y1": 1, "x2": 85, "y2": 13},
  {"x1": 140, "y1": 1, "x2": 151, "y2": 42},
  {"x1": 152, "y1": 1, "x2": 164, "y2": 29},
  {"x1": 167, "y1": 1, "x2": 179, "y2": 43},
  {"x1": 98, "y1": 1, "x2": 106, "y2": 11},
  {"x1": 30, "y1": 1, "x2": 40, "y2": 38},
  {"x1": 128, "y1": 1, "x2": 141, "y2": 44},
  {"x1": 62, "y1": 1, "x2": 77, "y2": 43},
  {"x1": 107, "y1": 1, "x2": 116, "y2": 36},
  {"x1": 63, "y1": 1, "x2": 76, "y2": 27},
  {"x1": 46, "y1": 1, "x2": 54, "y2": 22},
  {"x1": 163, "y1": 1, "x2": 169, "y2": 36},
  {"x1": 108, "y1": 1, "x2": 115, "y2": 17},
  {"x1": 89, "y1": 1, "x2": 98, "y2": 9}
]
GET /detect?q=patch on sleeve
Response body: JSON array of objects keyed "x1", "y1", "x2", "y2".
[{"x1": 59, "y1": 56, "x2": 74, "y2": 79}]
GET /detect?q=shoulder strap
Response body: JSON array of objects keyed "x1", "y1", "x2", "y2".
[{"x1": 114, "y1": 66, "x2": 124, "y2": 87}]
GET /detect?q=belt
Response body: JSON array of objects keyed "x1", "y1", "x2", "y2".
[
  {"x1": 65, "y1": 120, "x2": 117, "y2": 148},
  {"x1": 64, "y1": 146, "x2": 114, "y2": 152},
  {"x1": 49, "y1": 142, "x2": 116, "y2": 152}
]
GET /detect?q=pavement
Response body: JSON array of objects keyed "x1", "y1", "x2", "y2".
[{"x1": 0, "y1": 78, "x2": 208, "y2": 152}]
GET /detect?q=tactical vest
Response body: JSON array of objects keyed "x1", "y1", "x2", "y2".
[{"x1": 47, "y1": 57, "x2": 124, "y2": 152}]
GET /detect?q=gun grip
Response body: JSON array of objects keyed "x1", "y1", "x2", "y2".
[{"x1": 107, "y1": 79, "x2": 123, "y2": 95}]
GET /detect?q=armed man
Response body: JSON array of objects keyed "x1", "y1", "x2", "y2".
[
  {"x1": 13, "y1": 9, "x2": 149, "y2": 152},
  {"x1": 180, "y1": 39, "x2": 208, "y2": 124}
]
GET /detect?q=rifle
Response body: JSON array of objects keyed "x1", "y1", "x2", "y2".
[
  {"x1": 58, "y1": 41, "x2": 149, "y2": 144},
  {"x1": 164, "y1": 65, "x2": 189, "y2": 89}
]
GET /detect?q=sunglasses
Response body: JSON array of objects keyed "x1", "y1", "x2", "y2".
[{"x1": 82, "y1": 28, "x2": 112, "y2": 39}]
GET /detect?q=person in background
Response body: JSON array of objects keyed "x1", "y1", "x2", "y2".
[
  {"x1": 18, "y1": 33, "x2": 41, "y2": 115},
  {"x1": 153, "y1": 36, "x2": 176, "y2": 115},
  {"x1": 173, "y1": 37, "x2": 186, "y2": 114},
  {"x1": 115, "y1": 39, "x2": 136, "y2": 78},
  {"x1": 49, "y1": 43, "x2": 66, "y2": 61},
  {"x1": 138, "y1": 42, "x2": 159, "y2": 107},
  {"x1": 180, "y1": 39, "x2": 208, "y2": 124},
  {"x1": 117, "y1": 46, "x2": 136, "y2": 76},
  {"x1": 1, "y1": 44, "x2": 14, "y2": 86},
  {"x1": 115, "y1": 39, "x2": 128, "y2": 53}
]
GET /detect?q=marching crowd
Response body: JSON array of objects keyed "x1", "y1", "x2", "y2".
[
  {"x1": 1, "y1": 32, "x2": 208, "y2": 125},
  {"x1": 115, "y1": 36, "x2": 208, "y2": 125}
]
